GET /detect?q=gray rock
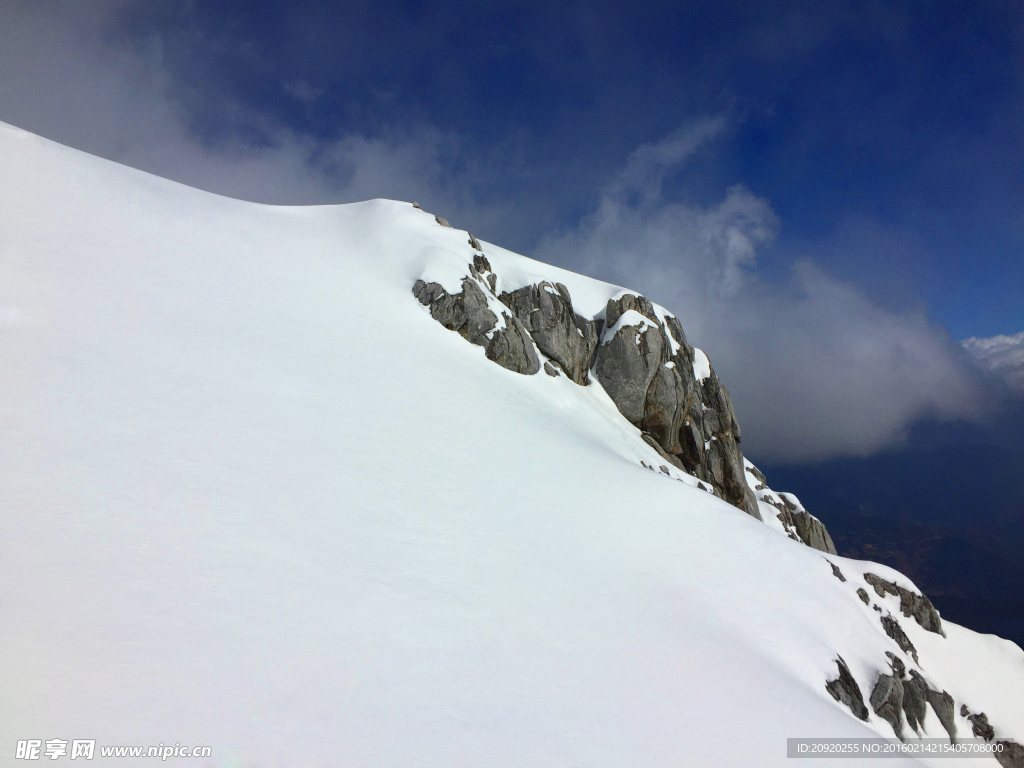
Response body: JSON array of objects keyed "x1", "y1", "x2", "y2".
[
  {"x1": 716, "y1": 433, "x2": 761, "y2": 518},
  {"x1": 543, "y1": 361, "x2": 560, "y2": 377},
  {"x1": 745, "y1": 464, "x2": 767, "y2": 485},
  {"x1": 467, "y1": 255, "x2": 498, "y2": 294},
  {"x1": 413, "y1": 279, "x2": 447, "y2": 306},
  {"x1": 413, "y1": 274, "x2": 539, "y2": 375},
  {"x1": 593, "y1": 307, "x2": 665, "y2": 425},
  {"x1": 870, "y1": 673, "x2": 906, "y2": 739},
  {"x1": 829, "y1": 561, "x2": 847, "y2": 582},
  {"x1": 826, "y1": 656, "x2": 869, "y2": 721},
  {"x1": 790, "y1": 508, "x2": 838, "y2": 554},
  {"x1": 485, "y1": 312, "x2": 541, "y2": 374},
  {"x1": 471, "y1": 254, "x2": 492, "y2": 274},
  {"x1": 425, "y1": 278, "x2": 498, "y2": 345},
  {"x1": 641, "y1": 433, "x2": 689, "y2": 472},
  {"x1": 500, "y1": 282, "x2": 600, "y2": 385},
  {"x1": 880, "y1": 614, "x2": 919, "y2": 664},
  {"x1": 967, "y1": 711, "x2": 995, "y2": 741},
  {"x1": 995, "y1": 741, "x2": 1024, "y2": 768},
  {"x1": 857, "y1": 588, "x2": 871, "y2": 605},
  {"x1": 417, "y1": 273, "x2": 829, "y2": 531},
  {"x1": 591, "y1": 293, "x2": 764, "y2": 519},
  {"x1": 884, "y1": 652, "x2": 905, "y2": 679},
  {"x1": 864, "y1": 573, "x2": 944, "y2": 635},
  {"x1": 605, "y1": 292, "x2": 660, "y2": 328},
  {"x1": 902, "y1": 671, "x2": 928, "y2": 734},
  {"x1": 926, "y1": 686, "x2": 957, "y2": 744},
  {"x1": 663, "y1": 314, "x2": 692, "y2": 354},
  {"x1": 411, "y1": 201, "x2": 421, "y2": 208},
  {"x1": 435, "y1": 215, "x2": 450, "y2": 227},
  {"x1": 468, "y1": 233, "x2": 482, "y2": 251},
  {"x1": 904, "y1": 670, "x2": 954, "y2": 741},
  {"x1": 643, "y1": 364, "x2": 688, "y2": 454}
]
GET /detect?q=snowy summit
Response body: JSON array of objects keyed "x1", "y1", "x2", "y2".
[{"x1": 2, "y1": 120, "x2": 1023, "y2": 767}]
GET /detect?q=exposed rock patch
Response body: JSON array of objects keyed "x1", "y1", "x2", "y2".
[
  {"x1": 962, "y1": 708, "x2": 995, "y2": 741},
  {"x1": 788, "y1": 499, "x2": 838, "y2": 555},
  {"x1": 880, "y1": 614, "x2": 919, "y2": 664},
  {"x1": 592, "y1": 293, "x2": 760, "y2": 518},
  {"x1": 864, "y1": 573, "x2": 944, "y2": 635},
  {"x1": 500, "y1": 282, "x2": 601, "y2": 385},
  {"x1": 902, "y1": 670, "x2": 928, "y2": 734},
  {"x1": 926, "y1": 686, "x2": 957, "y2": 743},
  {"x1": 857, "y1": 588, "x2": 871, "y2": 605},
  {"x1": 413, "y1": 276, "x2": 540, "y2": 375},
  {"x1": 995, "y1": 741, "x2": 1024, "y2": 768},
  {"x1": 413, "y1": 262, "x2": 842, "y2": 529},
  {"x1": 870, "y1": 673, "x2": 906, "y2": 739},
  {"x1": 826, "y1": 656, "x2": 868, "y2": 720}
]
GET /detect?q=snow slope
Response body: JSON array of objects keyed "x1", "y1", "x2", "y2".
[{"x1": 2, "y1": 120, "x2": 1022, "y2": 767}]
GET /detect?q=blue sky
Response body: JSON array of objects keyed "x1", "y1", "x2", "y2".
[
  {"x1": 1, "y1": 0, "x2": 1021, "y2": 461},
  {"x1": 113, "y1": 0, "x2": 1023, "y2": 339}
]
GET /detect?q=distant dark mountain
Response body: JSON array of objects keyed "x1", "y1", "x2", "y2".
[
  {"x1": 761, "y1": 444, "x2": 1024, "y2": 530},
  {"x1": 760, "y1": 445, "x2": 1024, "y2": 648},
  {"x1": 816, "y1": 509, "x2": 1024, "y2": 648}
]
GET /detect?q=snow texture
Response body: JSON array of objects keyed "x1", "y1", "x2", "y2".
[{"x1": 2, "y1": 120, "x2": 1023, "y2": 767}]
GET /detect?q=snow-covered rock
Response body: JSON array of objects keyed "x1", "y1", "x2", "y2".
[{"x1": 2, "y1": 119, "x2": 1023, "y2": 767}]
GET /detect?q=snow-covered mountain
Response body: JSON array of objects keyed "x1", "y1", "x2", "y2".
[
  {"x1": 963, "y1": 331, "x2": 1024, "y2": 393},
  {"x1": 2, "y1": 120, "x2": 1022, "y2": 767}
]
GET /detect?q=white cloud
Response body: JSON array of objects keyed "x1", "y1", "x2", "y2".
[
  {"x1": 963, "y1": 331, "x2": 1024, "y2": 393},
  {"x1": 535, "y1": 122, "x2": 990, "y2": 462},
  {"x1": 0, "y1": 2, "x2": 482, "y2": 212}
]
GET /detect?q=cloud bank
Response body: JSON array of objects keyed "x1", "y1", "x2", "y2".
[{"x1": 535, "y1": 125, "x2": 991, "y2": 462}]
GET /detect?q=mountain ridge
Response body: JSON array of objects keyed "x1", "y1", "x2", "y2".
[{"x1": 2, "y1": 120, "x2": 1023, "y2": 767}]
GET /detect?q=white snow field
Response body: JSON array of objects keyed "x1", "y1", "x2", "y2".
[{"x1": 1, "y1": 120, "x2": 1022, "y2": 767}]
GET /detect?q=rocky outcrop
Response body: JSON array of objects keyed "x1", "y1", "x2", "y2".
[
  {"x1": 870, "y1": 673, "x2": 905, "y2": 739},
  {"x1": 413, "y1": 268, "x2": 540, "y2": 376},
  {"x1": 857, "y1": 588, "x2": 871, "y2": 605},
  {"x1": 826, "y1": 656, "x2": 868, "y2": 720},
  {"x1": 825, "y1": 649, "x2": 958, "y2": 744},
  {"x1": 995, "y1": 741, "x2": 1024, "y2": 768},
  {"x1": 500, "y1": 282, "x2": 601, "y2": 385},
  {"x1": 790, "y1": 504, "x2": 838, "y2": 555},
  {"x1": 927, "y1": 687, "x2": 957, "y2": 743},
  {"x1": 864, "y1": 573, "x2": 944, "y2": 635},
  {"x1": 592, "y1": 293, "x2": 760, "y2": 518},
  {"x1": 412, "y1": 252, "x2": 841, "y2": 525},
  {"x1": 902, "y1": 669, "x2": 928, "y2": 733},
  {"x1": 880, "y1": 614, "x2": 919, "y2": 664},
  {"x1": 957, "y1": 707, "x2": 1024, "y2": 765},
  {"x1": 961, "y1": 707, "x2": 996, "y2": 741}
]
